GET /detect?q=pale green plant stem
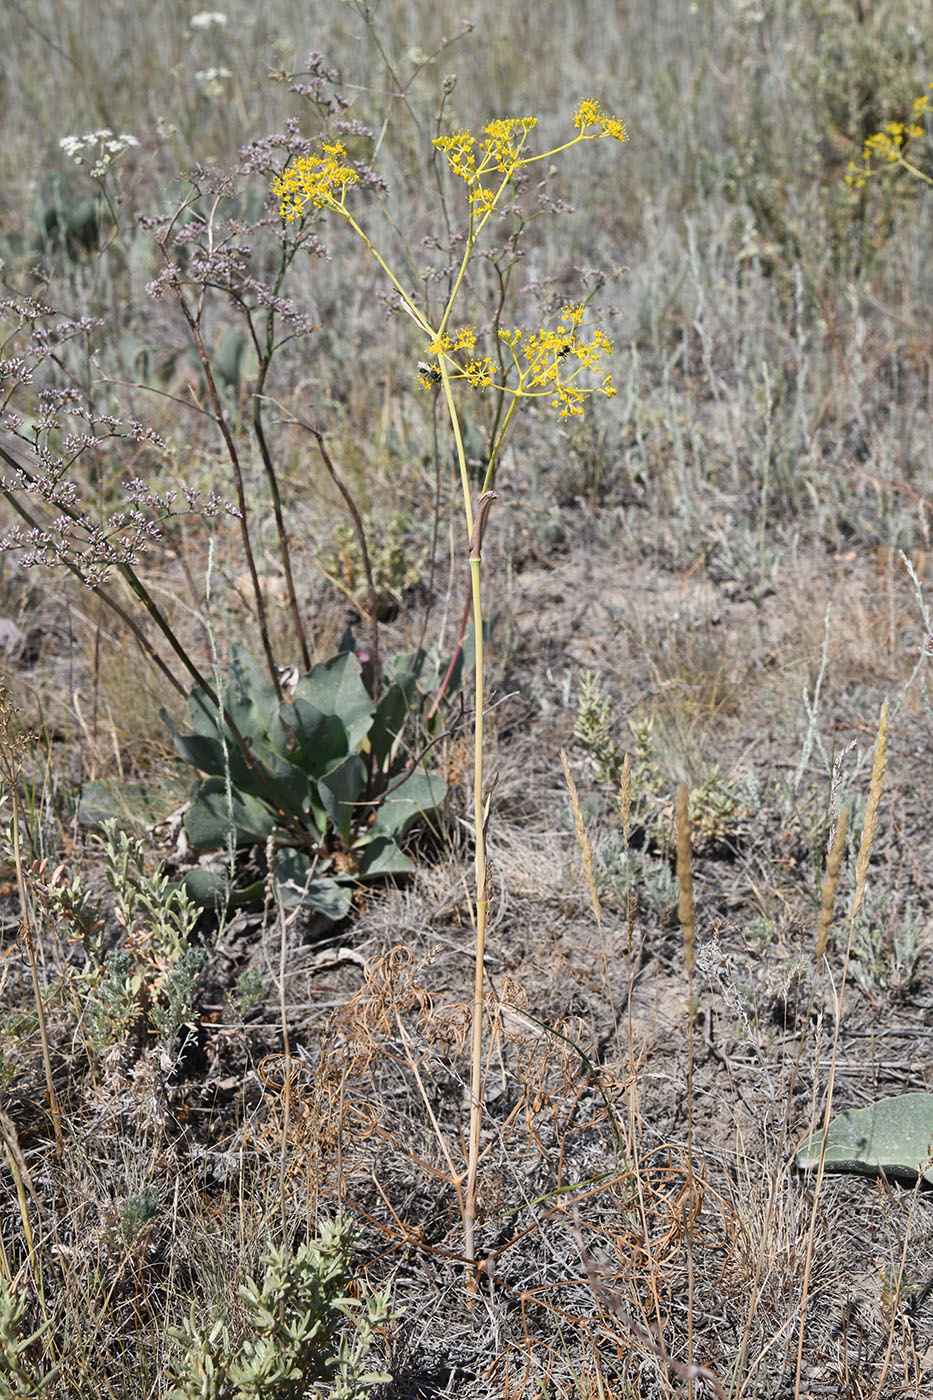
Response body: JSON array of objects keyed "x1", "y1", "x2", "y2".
[
  {"x1": 465, "y1": 571, "x2": 486, "y2": 1150},
  {"x1": 482, "y1": 393, "x2": 520, "y2": 493},
  {"x1": 338, "y1": 209, "x2": 433, "y2": 338},
  {"x1": 463, "y1": 492, "x2": 496, "y2": 1269},
  {"x1": 338, "y1": 196, "x2": 493, "y2": 1271},
  {"x1": 318, "y1": 121, "x2": 611, "y2": 1277},
  {"x1": 441, "y1": 373, "x2": 475, "y2": 536},
  {"x1": 879, "y1": 157, "x2": 932, "y2": 185}
]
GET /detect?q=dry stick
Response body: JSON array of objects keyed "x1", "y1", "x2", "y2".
[
  {"x1": 0, "y1": 687, "x2": 63, "y2": 1162},
  {"x1": 253, "y1": 358, "x2": 312, "y2": 671},
  {"x1": 1, "y1": 1113, "x2": 45, "y2": 1305},
  {"x1": 293, "y1": 416, "x2": 383, "y2": 692},
  {"x1": 0, "y1": 446, "x2": 257, "y2": 757},
  {"x1": 393, "y1": 1012, "x2": 466, "y2": 1224},
  {"x1": 877, "y1": 1174, "x2": 926, "y2": 1397},
  {"x1": 163, "y1": 253, "x2": 283, "y2": 701},
  {"x1": 275, "y1": 875, "x2": 293, "y2": 1248},
  {"x1": 571, "y1": 1213, "x2": 728, "y2": 1400},
  {"x1": 464, "y1": 489, "x2": 497, "y2": 1274},
  {"x1": 675, "y1": 783, "x2": 696, "y2": 1396},
  {"x1": 619, "y1": 754, "x2": 640, "y2": 1071},
  {"x1": 794, "y1": 701, "x2": 888, "y2": 1398},
  {"x1": 0, "y1": 447, "x2": 187, "y2": 700},
  {"x1": 10, "y1": 790, "x2": 63, "y2": 1162},
  {"x1": 5, "y1": 446, "x2": 316, "y2": 849},
  {"x1": 730, "y1": 804, "x2": 850, "y2": 1398}
]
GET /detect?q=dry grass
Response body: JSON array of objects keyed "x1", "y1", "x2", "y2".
[{"x1": 0, "y1": 0, "x2": 932, "y2": 1396}]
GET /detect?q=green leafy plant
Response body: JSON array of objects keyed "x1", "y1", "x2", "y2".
[
  {"x1": 573, "y1": 669, "x2": 625, "y2": 786},
  {"x1": 574, "y1": 677, "x2": 749, "y2": 857},
  {"x1": 324, "y1": 512, "x2": 425, "y2": 621},
  {"x1": 49, "y1": 820, "x2": 205, "y2": 1054},
  {"x1": 165, "y1": 644, "x2": 450, "y2": 920},
  {"x1": 116, "y1": 1186, "x2": 162, "y2": 1247},
  {"x1": 166, "y1": 1217, "x2": 394, "y2": 1400},
  {"x1": 0, "y1": 1283, "x2": 60, "y2": 1399}
]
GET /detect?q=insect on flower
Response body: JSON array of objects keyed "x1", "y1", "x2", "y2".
[{"x1": 418, "y1": 361, "x2": 443, "y2": 384}]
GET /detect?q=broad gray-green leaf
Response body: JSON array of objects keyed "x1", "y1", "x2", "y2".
[
  {"x1": 370, "y1": 770, "x2": 447, "y2": 839},
  {"x1": 184, "y1": 779, "x2": 277, "y2": 849},
  {"x1": 166, "y1": 702, "x2": 310, "y2": 818},
  {"x1": 274, "y1": 849, "x2": 353, "y2": 920},
  {"x1": 369, "y1": 678, "x2": 416, "y2": 769},
  {"x1": 287, "y1": 699, "x2": 350, "y2": 776},
  {"x1": 77, "y1": 775, "x2": 192, "y2": 833},
  {"x1": 294, "y1": 653, "x2": 375, "y2": 752},
  {"x1": 317, "y1": 754, "x2": 367, "y2": 845},
  {"x1": 355, "y1": 834, "x2": 415, "y2": 878},
  {"x1": 796, "y1": 1092, "x2": 933, "y2": 1185},
  {"x1": 225, "y1": 644, "x2": 289, "y2": 752},
  {"x1": 180, "y1": 868, "x2": 230, "y2": 915}
]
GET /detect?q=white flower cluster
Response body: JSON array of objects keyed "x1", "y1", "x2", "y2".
[
  {"x1": 59, "y1": 129, "x2": 139, "y2": 179},
  {"x1": 195, "y1": 67, "x2": 233, "y2": 97},
  {"x1": 190, "y1": 10, "x2": 228, "y2": 27}
]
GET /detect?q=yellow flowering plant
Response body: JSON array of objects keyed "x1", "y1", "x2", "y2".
[
  {"x1": 274, "y1": 98, "x2": 627, "y2": 1276},
  {"x1": 846, "y1": 83, "x2": 932, "y2": 188}
]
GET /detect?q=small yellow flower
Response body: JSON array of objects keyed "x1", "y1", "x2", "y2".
[
  {"x1": 573, "y1": 100, "x2": 602, "y2": 130},
  {"x1": 482, "y1": 117, "x2": 537, "y2": 171},
  {"x1": 273, "y1": 142, "x2": 359, "y2": 220},
  {"x1": 572, "y1": 99, "x2": 627, "y2": 143},
  {"x1": 464, "y1": 357, "x2": 494, "y2": 387},
  {"x1": 469, "y1": 185, "x2": 497, "y2": 214},
  {"x1": 497, "y1": 304, "x2": 614, "y2": 417},
  {"x1": 433, "y1": 130, "x2": 477, "y2": 181},
  {"x1": 847, "y1": 85, "x2": 932, "y2": 187},
  {"x1": 434, "y1": 116, "x2": 537, "y2": 203}
]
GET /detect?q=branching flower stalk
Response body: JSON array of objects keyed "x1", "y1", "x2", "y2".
[
  {"x1": 0, "y1": 440, "x2": 320, "y2": 854},
  {"x1": 275, "y1": 101, "x2": 626, "y2": 1270},
  {"x1": 155, "y1": 198, "x2": 284, "y2": 700}
]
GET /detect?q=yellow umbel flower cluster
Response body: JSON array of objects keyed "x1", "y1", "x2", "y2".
[
  {"x1": 273, "y1": 105, "x2": 625, "y2": 421},
  {"x1": 500, "y1": 305, "x2": 615, "y2": 418},
  {"x1": 433, "y1": 117, "x2": 539, "y2": 214},
  {"x1": 846, "y1": 83, "x2": 932, "y2": 188},
  {"x1": 571, "y1": 99, "x2": 628, "y2": 143},
  {"x1": 421, "y1": 308, "x2": 615, "y2": 417},
  {"x1": 432, "y1": 103, "x2": 626, "y2": 216},
  {"x1": 274, "y1": 141, "x2": 359, "y2": 219}
]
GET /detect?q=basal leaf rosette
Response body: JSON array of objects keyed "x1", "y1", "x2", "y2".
[{"x1": 163, "y1": 645, "x2": 449, "y2": 919}]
